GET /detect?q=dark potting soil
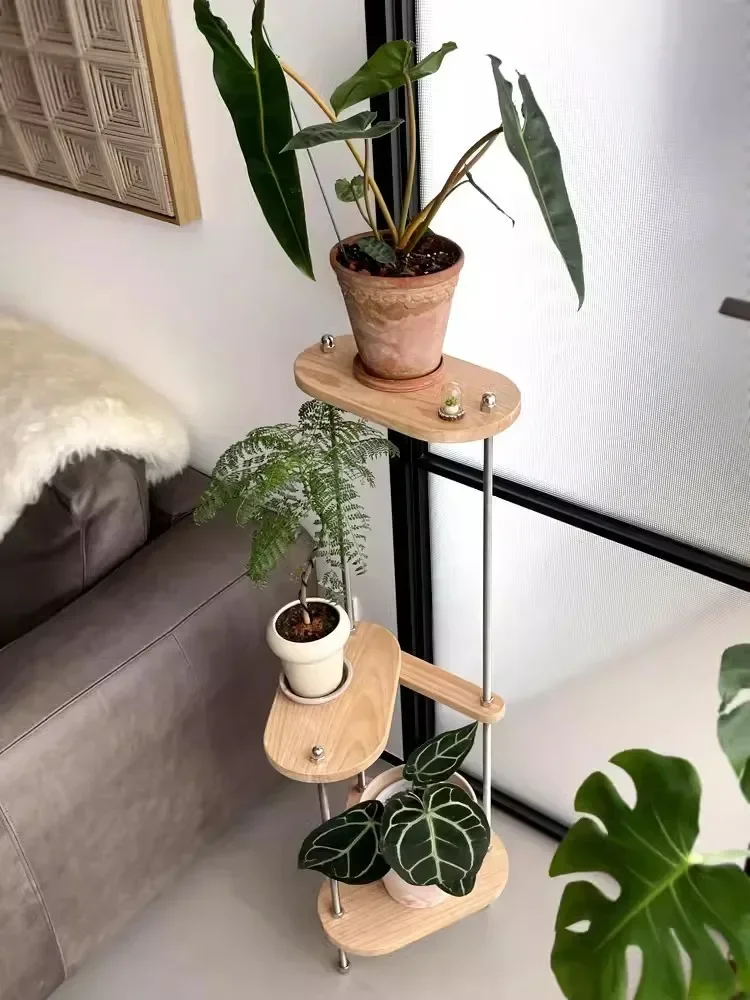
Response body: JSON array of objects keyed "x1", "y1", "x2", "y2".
[
  {"x1": 276, "y1": 602, "x2": 339, "y2": 643},
  {"x1": 337, "y1": 233, "x2": 461, "y2": 278}
]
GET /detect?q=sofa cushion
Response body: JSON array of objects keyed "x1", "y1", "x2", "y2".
[{"x1": 0, "y1": 452, "x2": 149, "y2": 648}]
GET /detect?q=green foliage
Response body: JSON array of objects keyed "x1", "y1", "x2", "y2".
[
  {"x1": 330, "y1": 40, "x2": 414, "y2": 116},
  {"x1": 550, "y1": 749, "x2": 750, "y2": 1000},
  {"x1": 297, "y1": 722, "x2": 489, "y2": 898},
  {"x1": 298, "y1": 800, "x2": 389, "y2": 885},
  {"x1": 357, "y1": 236, "x2": 397, "y2": 267},
  {"x1": 409, "y1": 42, "x2": 458, "y2": 83},
  {"x1": 719, "y1": 644, "x2": 750, "y2": 802},
  {"x1": 283, "y1": 111, "x2": 403, "y2": 151},
  {"x1": 403, "y1": 721, "x2": 478, "y2": 786},
  {"x1": 335, "y1": 176, "x2": 365, "y2": 203},
  {"x1": 194, "y1": 400, "x2": 396, "y2": 588},
  {"x1": 490, "y1": 57, "x2": 584, "y2": 307},
  {"x1": 193, "y1": 0, "x2": 312, "y2": 278}
]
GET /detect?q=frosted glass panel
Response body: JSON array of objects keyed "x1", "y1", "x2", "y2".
[
  {"x1": 417, "y1": 0, "x2": 750, "y2": 561},
  {"x1": 431, "y1": 477, "x2": 749, "y2": 845}
]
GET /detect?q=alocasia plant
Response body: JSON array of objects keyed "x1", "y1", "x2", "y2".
[
  {"x1": 194, "y1": 0, "x2": 584, "y2": 302},
  {"x1": 549, "y1": 647, "x2": 750, "y2": 1000}
]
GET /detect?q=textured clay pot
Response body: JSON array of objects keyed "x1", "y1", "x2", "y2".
[
  {"x1": 330, "y1": 234, "x2": 464, "y2": 382},
  {"x1": 358, "y1": 766, "x2": 477, "y2": 909},
  {"x1": 266, "y1": 598, "x2": 350, "y2": 699}
]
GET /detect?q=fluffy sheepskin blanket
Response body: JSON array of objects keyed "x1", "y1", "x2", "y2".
[{"x1": 0, "y1": 316, "x2": 189, "y2": 540}]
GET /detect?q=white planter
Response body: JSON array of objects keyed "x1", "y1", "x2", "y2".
[
  {"x1": 266, "y1": 598, "x2": 350, "y2": 699},
  {"x1": 359, "y1": 765, "x2": 477, "y2": 909}
]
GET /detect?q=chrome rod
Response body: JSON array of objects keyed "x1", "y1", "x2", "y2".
[
  {"x1": 482, "y1": 435, "x2": 494, "y2": 818},
  {"x1": 317, "y1": 783, "x2": 350, "y2": 973},
  {"x1": 356, "y1": 771, "x2": 367, "y2": 793},
  {"x1": 344, "y1": 561, "x2": 355, "y2": 626}
]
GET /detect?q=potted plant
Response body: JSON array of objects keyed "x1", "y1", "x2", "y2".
[
  {"x1": 194, "y1": 399, "x2": 396, "y2": 700},
  {"x1": 195, "y1": 0, "x2": 585, "y2": 390},
  {"x1": 298, "y1": 721, "x2": 491, "y2": 905},
  {"x1": 548, "y1": 644, "x2": 750, "y2": 999}
]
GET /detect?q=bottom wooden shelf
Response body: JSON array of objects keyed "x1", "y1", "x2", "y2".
[{"x1": 316, "y1": 832, "x2": 509, "y2": 957}]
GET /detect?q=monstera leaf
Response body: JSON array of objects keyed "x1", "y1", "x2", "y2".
[
  {"x1": 297, "y1": 800, "x2": 389, "y2": 885},
  {"x1": 719, "y1": 644, "x2": 750, "y2": 802},
  {"x1": 550, "y1": 749, "x2": 750, "y2": 1000},
  {"x1": 283, "y1": 112, "x2": 402, "y2": 151},
  {"x1": 490, "y1": 57, "x2": 584, "y2": 308},
  {"x1": 381, "y1": 783, "x2": 490, "y2": 891},
  {"x1": 194, "y1": 0, "x2": 312, "y2": 278},
  {"x1": 403, "y1": 721, "x2": 478, "y2": 786}
]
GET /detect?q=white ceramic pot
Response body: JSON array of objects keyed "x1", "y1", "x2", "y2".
[
  {"x1": 359, "y1": 765, "x2": 476, "y2": 909},
  {"x1": 266, "y1": 598, "x2": 350, "y2": 699}
]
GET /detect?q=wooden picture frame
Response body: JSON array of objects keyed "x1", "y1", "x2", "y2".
[{"x1": 0, "y1": 0, "x2": 201, "y2": 224}]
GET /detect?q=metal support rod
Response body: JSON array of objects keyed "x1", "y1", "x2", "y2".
[
  {"x1": 356, "y1": 771, "x2": 367, "y2": 793},
  {"x1": 317, "y1": 784, "x2": 350, "y2": 972},
  {"x1": 482, "y1": 435, "x2": 494, "y2": 819},
  {"x1": 344, "y1": 561, "x2": 355, "y2": 626}
]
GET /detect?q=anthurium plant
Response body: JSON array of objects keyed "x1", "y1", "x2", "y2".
[
  {"x1": 298, "y1": 722, "x2": 490, "y2": 896},
  {"x1": 549, "y1": 645, "x2": 750, "y2": 1000},
  {"x1": 194, "y1": 0, "x2": 584, "y2": 305}
]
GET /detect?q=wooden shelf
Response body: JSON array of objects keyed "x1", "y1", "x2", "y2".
[
  {"x1": 294, "y1": 336, "x2": 521, "y2": 444},
  {"x1": 317, "y1": 832, "x2": 509, "y2": 956},
  {"x1": 401, "y1": 653, "x2": 505, "y2": 724},
  {"x1": 263, "y1": 622, "x2": 400, "y2": 784}
]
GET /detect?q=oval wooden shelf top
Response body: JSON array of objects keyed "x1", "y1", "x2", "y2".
[
  {"x1": 294, "y1": 336, "x2": 521, "y2": 444},
  {"x1": 317, "y1": 832, "x2": 509, "y2": 956},
  {"x1": 263, "y1": 621, "x2": 401, "y2": 784}
]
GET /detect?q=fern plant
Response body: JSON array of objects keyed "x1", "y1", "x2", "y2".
[{"x1": 194, "y1": 400, "x2": 397, "y2": 605}]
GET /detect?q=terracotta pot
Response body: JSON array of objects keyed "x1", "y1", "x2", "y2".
[
  {"x1": 330, "y1": 234, "x2": 464, "y2": 382},
  {"x1": 358, "y1": 765, "x2": 477, "y2": 909}
]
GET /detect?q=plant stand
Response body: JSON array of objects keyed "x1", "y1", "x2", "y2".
[{"x1": 263, "y1": 335, "x2": 521, "y2": 972}]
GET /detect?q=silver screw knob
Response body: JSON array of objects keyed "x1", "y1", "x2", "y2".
[
  {"x1": 310, "y1": 745, "x2": 326, "y2": 762},
  {"x1": 320, "y1": 335, "x2": 335, "y2": 353},
  {"x1": 481, "y1": 391, "x2": 497, "y2": 412}
]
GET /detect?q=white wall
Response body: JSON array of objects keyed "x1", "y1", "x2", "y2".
[{"x1": 0, "y1": 0, "x2": 397, "y2": 634}]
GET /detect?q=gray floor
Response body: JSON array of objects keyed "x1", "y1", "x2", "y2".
[{"x1": 53, "y1": 779, "x2": 564, "y2": 998}]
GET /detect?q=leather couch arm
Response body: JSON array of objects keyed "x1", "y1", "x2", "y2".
[
  {"x1": 0, "y1": 513, "x2": 309, "y2": 996},
  {"x1": 149, "y1": 467, "x2": 210, "y2": 535}
]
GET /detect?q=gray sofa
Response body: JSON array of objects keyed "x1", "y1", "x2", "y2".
[{"x1": 0, "y1": 456, "x2": 305, "y2": 1000}]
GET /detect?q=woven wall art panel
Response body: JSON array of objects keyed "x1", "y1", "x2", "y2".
[{"x1": 0, "y1": 0, "x2": 200, "y2": 222}]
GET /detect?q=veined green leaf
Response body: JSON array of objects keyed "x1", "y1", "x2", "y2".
[
  {"x1": 439, "y1": 872, "x2": 477, "y2": 897},
  {"x1": 335, "y1": 175, "x2": 365, "y2": 203},
  {"x1": 194, "y1": 0, "x2": 313, "y2": 278},
  {"x1": 550, "y1": 749, "x2": 750, "y2": 1000},
  {"x1": 283, "y1": 112, "x2": 402, "y2": 151},
  {"x1": 357, "y1": 236, "x2": 397, "y2": 266},
  {"x1": 381, "y1": 784, "x2": 490, "y2": 888},
  {"x1": 409, "y1": 41, "x2": 457, "y2": 82},
  {"x1": 719, "y1": 644, "x2": 750, "y2": 802},
  {"x1": 490, "y1": 57, "x2": 584, "y2": 308},
  {"x1": 297, "y1": 800, "x2": 389, "y2": 885},
  {"x1": 330, "y1": 40, "x2": 414, "y2": 115},
  {"x1": 403, "y1": 721, "x2": 478, "y2": 786}
]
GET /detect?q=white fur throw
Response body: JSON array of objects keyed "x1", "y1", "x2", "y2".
[{"x1": 0, "y1": 316, "x2": 189, "y2": 540}]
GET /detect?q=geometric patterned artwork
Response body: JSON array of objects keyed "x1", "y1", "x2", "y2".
[{"x1": 0, "y1": 0, "x2": 200, "y2": 222}]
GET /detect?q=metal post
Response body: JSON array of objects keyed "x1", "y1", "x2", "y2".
[
  {"x1": 482, "y1": 435, "x2": 494, "y2": 820},
  {"x1": 343, "y1": 561, "x2": 355, "y2": 627},
  {"x1": 356, "y1": 771, "x2": 367, "y2": 793},
  {"x1": 317, "y1": 783, "x2": 350, "y2": 974}
]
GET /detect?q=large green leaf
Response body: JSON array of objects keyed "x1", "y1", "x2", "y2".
[
  {"x1": 550, "y1": 749, "x2": 750, "y2": 1000},
  {"x1": 283, "y1": 112, "x2": 402, "y2": 151},
  {"x1": 330, "y1": 40, "x2": 414, "y2": 115},
  {"x1": 194, "y1": 0, "x2": 313, "y2": 278},
  {"x1": 410, "y1": 42, "x2": 457, "y2": 82},
  {"x1": 403, "y1": 721, "x2": 478, "y2": 786},
  {"x1": 719, "y1": 644, "x2": 750, "y2": 802},
  {"x1": 490, "y1": 57, "x2": 584, "y2": 308},
  {"x1": 381, "y1": 783, "x2": 490, "y2": 890},
  {"x1": 298, "y1": 800, "x2": 389, "y2": 885}
]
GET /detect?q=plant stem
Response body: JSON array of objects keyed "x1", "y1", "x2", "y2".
[
  {"x1": 363, "y1": 139, "x2": 379, "y2": 238},
  {"x1": 400, "y1": 126, "x2": 502, "y2": 251},
  {"x1": 352, "y1": 193, "x2": 371, "y2": 227},
  {"x1": 326, "y1": 406, "x2": 350, "y2": 616},
  {"x1": 281, "y1": 61, "x2": 399, "y2": 243},
  {"x1": 399, "y1": 76, "x2": 417, "y2": 238},
  {"x1": 299, "y1": 555, "x2": 314, "y2": 625}
]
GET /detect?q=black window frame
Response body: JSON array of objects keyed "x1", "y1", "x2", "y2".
[{"x1": 366, "y1": 0, "x2": 750, "y2": 843}]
